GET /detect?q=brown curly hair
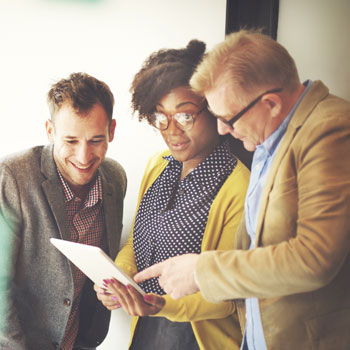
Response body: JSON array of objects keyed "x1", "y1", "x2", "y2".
[
  {"x1": 130, "y1": 40, "x2": 206, "y2": 124},
  {"x1": 47, "y1": 72, "x2": 114, "y2": 125}
]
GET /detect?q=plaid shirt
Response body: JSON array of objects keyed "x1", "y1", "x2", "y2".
[{"x1": 57, "y1": 171, "x2": 104, "y2": 350}]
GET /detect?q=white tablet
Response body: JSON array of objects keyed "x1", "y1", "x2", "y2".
[{"x1": 50, "y1": 238, "x2": 144, "y2": 295}]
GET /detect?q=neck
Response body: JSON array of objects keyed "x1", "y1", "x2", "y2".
[
  {"x1": 72, "y1": 186, "x2": 90, "y2": 201},
  {"x1": 273, "y1": 84, "x2": 306, "y2": 130},
  {"x1": 180, "y1": 136, "x2": 221, "y2": 179},
  {"x1": 282, "y1": 84, "x2": 306, "y2": 119},
  {"x1": 263, "y1": 84, "x2": 306, "y2": 142},
  {"x1": 70, "y1": 178, "x2": 96, "y2": 201}
]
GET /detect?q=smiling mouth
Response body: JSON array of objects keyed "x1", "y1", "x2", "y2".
[
  {"x1": 169, "y1": 141, "x2": 190, "y2": 151},
  {"x1": 72, "y1": 162, "x2": 94, "y2": 171}
]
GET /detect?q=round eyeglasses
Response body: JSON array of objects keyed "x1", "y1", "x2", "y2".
[{"x1": 150, "y1": 104, "x2": 207, "y2": 131}]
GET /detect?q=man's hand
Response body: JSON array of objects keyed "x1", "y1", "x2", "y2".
[{"x1": 134, "y1": 253, "x2": 200, "y2": 299}]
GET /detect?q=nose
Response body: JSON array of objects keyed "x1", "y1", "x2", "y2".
[
  {"x1": 217, "y1": 119, "x2": 232, "y2": 135},
  {"x1": 165, "y1": 118, "x2": 183, "y2": 135},
  {"x1": 75, "y1": 141, "x2": 93, "y2": 165}
]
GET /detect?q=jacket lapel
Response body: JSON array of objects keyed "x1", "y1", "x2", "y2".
[
  {"x1": 40, "y1": 145, "x2": 70, "y2": 241},
  {"x1": 101, "y1": 170, "x2": 121, "y2": 258},
  {"x1": 254, "y1": 81, "x2": 329, "y2": 246}
]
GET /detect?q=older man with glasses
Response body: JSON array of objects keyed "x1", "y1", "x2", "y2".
[{"x1": 135, "y1": 30, "x2": 350, "y2": 350}]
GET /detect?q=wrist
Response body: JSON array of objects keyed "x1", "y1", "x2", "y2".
[{"x1": 193, "y1": 267, "x2": 200, "y2": 289}]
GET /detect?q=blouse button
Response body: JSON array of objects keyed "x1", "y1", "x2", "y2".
[{"x1": 64, "y1": 298, "x2": 71, "y2": 307}]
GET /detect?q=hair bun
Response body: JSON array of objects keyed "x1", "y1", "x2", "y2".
[
  {"x1": 185, "y1": 40, "x2": 206, "y2": 65},
  {"x1": 186, "y1": 39, "x2": 206, "y2": 57}
]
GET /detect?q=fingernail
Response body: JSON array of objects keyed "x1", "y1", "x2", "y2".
[
  {"x1": 99, "y1": 291, "x2": 105, "y2": 295},
  {"x1": 103, "y1": 279, "x2": 109, "y2": 285},
  {"x1": 144, "y1": 295, "x2": 152, "y2": 301},
  {"x1": 126, "y1": 285, "x2": 130, "y2": 289},
  {"x1": 116, "y1": 303, "x2": 121, "y2": 308},
  {"x1": 112, "y1": 296, "x2": 117, "y2": 301},
  {"x1": 110, "y1": 279, "x2": 114, "y2": 284}
]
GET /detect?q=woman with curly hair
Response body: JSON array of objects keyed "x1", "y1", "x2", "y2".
[{"x1": 95, "y1": 40, "x2": 251, "y2": 350}]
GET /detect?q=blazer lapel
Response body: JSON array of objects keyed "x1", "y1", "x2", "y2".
[
  {"x1": 254, "y1": 81, "x2": 329, "y2": 246},
  {"x1": 101, "y1": 170, "x2": 121, "y2": 258},
  {"x1": 40, "y1": 145, "x2": 70, "y2": 241}
]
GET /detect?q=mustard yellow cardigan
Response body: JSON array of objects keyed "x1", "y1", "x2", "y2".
[{"x1": 116, "y1": 149, "x2": 250, "y2": 350}]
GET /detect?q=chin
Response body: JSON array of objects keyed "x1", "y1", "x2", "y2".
[
  {"x1": 171, "y1": 153, "x2": 187, "y2": 163},
  {"x1": 243, "y1": 142, "x2": 257, "y2": 152}
]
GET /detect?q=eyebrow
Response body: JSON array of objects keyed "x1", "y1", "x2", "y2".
[
  {"x1": 63, "y1": 135, "x2": 106, "y2": 140},
  {"x1": 156, "y1": 101, "x2": 200, "y2": 109}
]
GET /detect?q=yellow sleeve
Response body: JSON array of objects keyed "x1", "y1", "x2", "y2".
[
  {"x1": 115, "y1": 233, "x2": 137, "y2": 278},
  {"x1": 115, "y1": 150, "x2": 170, "y2": 276},
  {"x1": 156, "y1": 292, "x2": 236, "y2": 322}
]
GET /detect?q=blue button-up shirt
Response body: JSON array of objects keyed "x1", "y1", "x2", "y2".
[{"x1": 242, "y1": 81, "x2": 313, "y2": 350}]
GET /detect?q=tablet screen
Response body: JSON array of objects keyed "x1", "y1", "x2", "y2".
[{"x1": 50, "y1": 238, "x2": 144, "y2": 295}]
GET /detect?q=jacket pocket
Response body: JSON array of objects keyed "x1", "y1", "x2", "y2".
[{"x1": 305, "y1": 307, "x2": 350, "y2": 350}]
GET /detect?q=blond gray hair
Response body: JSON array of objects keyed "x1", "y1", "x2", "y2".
[{"x1": 190, "y1": 29, "x2": 300, "y2": 104}]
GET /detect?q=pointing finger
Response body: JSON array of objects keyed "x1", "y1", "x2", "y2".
[{"x1": 134, "y1": 262, "x2": 164, "y2": 283}]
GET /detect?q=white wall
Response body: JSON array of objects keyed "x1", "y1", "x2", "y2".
[
  {"x1": 0, "y1": 0, "x2": 348, "y2": 349},
  {"x1": 278, "y1": 0, "x2": 350, "y2": 101}
]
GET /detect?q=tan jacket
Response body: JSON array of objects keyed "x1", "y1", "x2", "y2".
[{"x1": 196, "y1": 81, "x2": 350, "y2": 349}]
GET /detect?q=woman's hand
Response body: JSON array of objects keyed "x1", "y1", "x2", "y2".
[
  {"x1": 94, "y1": 282, "x2": 121, "y2": 310},
  {"x1": 103, "y1": 278, "x2": 166, "y2": 316}
]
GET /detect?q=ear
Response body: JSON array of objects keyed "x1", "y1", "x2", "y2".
[
  {"x1": 108, "y1": 119, "x2": 116, "y2": 142},
  {"x1": 45, "y1": 119, "x2": 55, "y2": 143},
  {"x1": 261, "y1": 93, "x2": 282, "y2": 118}
]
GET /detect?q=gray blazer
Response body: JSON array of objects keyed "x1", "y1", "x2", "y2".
[{"x1": 0, "y1": 145, "x2": 127, "y2": 350}]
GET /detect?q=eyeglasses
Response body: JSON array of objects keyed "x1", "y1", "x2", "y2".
[
  {"x1": 215, "y1": 88, "x2": 282, "y2": 127},
  {"x1": 150, "y1": 104, "x2": 207, "y2": 131}
]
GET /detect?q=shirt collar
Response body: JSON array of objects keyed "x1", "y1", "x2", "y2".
[
  {"x1": 57, "y1": 169, "x2": 102, "y2": 206},
  {"x1": 163, "y1": 139, "x2": 236, "y2": 185}
]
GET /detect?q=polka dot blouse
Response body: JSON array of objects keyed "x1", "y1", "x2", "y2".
[{"x1": 133, "y1": 140, "x2": 238, "y2": 295}]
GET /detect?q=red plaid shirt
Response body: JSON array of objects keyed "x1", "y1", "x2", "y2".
[{"x1": 57, "y1": 171, "x2": 104, "y2": 350}]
